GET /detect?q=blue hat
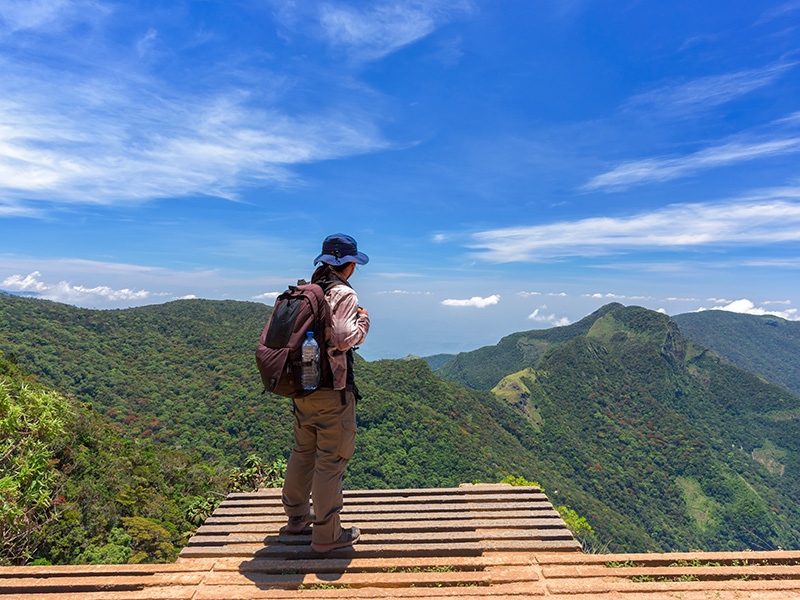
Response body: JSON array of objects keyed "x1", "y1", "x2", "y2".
[{"x1": 314, "y1": 233, "x2": 370, "y2": 266}]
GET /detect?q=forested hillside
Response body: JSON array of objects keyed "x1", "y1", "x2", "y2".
[
  {"x1": 0, "y1": 293, "x2": 289, "y2": 464},
  {"x1": 674, "y1": 310, "x2": 800, "y2": 397},
  {"x1": 2, "y1": 294, "x2": 799, "y2": 561},
  {"x1": 0, "y1": 354, "x2": 226, "y2": 566},
  {"x1": 435, "y1": 303, "x2": 800, "y2": 552}
]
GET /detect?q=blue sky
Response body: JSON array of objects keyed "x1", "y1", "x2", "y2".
[{"x1": 1, "y1": 0, "x2": 799, "y2": 360}]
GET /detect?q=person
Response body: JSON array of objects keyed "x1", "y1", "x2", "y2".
[{"x1": 280, "y1": 233, "x2": 370, "y2": 553}]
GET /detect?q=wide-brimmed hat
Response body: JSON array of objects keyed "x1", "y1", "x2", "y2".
[{"x1": 314, "y1": 233, "x2": 369, "y2": 266}]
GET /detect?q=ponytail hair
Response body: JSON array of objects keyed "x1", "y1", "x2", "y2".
[{"x1": 311, "y1": 262, "x2": 352, "y2": 284}]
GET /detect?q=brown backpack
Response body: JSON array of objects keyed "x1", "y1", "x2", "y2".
[{"x1": 255, "y1": 281, "x2": 335, "y2": 398}]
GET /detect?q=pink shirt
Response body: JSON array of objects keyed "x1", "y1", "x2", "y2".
[{"x1": 325, "y1": 284, "x2": 369, "y2": 389}]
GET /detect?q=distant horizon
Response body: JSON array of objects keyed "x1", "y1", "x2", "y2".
[
  {"x1": 3, "y1": 288, "x2": 794, "y2": 361},
  {"x1": 2, "y1": 1, "x2": 798, "y2": 360}
]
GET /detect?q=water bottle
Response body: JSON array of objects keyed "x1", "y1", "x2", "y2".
[{"x1": 300, "y1": 331, "x2": 320, "y2": 390}]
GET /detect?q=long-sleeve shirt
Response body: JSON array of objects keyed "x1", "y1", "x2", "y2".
[{"x1": 325, "y1": 284, "x2": 369, "y2": 390}]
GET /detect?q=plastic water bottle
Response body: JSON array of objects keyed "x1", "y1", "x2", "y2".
[{"x1": 300, "y1": 331, "x2": 320, "y2": 390}]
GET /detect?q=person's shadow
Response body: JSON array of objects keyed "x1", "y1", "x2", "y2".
[{"x1": 237, "y1": 528, "x2": 355, "y2": 591}]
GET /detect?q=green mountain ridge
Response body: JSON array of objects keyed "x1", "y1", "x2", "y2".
[
  {"x1": 433, "y1": 303, "x2": 800, "y2": 551},
  {"x1": 2, "y1": 294, "x2": 799, "y2": 562},
  {"x1": 673, "y1": 310, "x2": 800, "y2": 397},
  {"x1": 434, "y1": 302, "x2": 624, "y2": 389}
]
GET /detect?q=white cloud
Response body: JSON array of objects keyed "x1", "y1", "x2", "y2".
[
  {"x1": 441, "y1": 294, "x2": 500, "y2": 308},
  {"x1": 376, "y1": 289, "x2": 431, "y2": 295},
  {"x1": 517, "y1": 291, "x2": 542, "y2": 297},
  {"x1": 528, "y1": 306, "x2": 571, "y2": 327},
  {"x1": 2, "y1": 271, "x2": 49, "y2": 292},
  {"x1": 174, "y1": 294, "x2": 198, "y2": 300},
  {"x1": 583, "y1": 292, "x2": 655, "y2": 301},
  {"x1": 699, "y1": 298, "x2": 799, "y2": 321},
  {"x1": 2, "y1": 271, "x2": 150, "y2": 303},
  {"x1": 469, "y1": 193, "x2": 800, "y2": 262},
  {"x1": 253, "y1": 291, "x2": 281, "y2": 301},
  {"x1": 584, "y1": 137, "x2": 800, "y2": 191},
  {"x1": 66, "y1": 283, "x2": 149, "y2": 301}
]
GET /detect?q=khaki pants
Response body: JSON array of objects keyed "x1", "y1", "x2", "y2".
[{"x1": 281, "y1": 389, "x2": 357, "y2": 544}]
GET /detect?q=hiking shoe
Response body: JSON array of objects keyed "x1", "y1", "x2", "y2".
[
  {"x1": 310, "y1": 526, "x2": 360, "y2": 553},
  {"x1": 282, "y1": 513, "x2": 314, "y2": 535}
]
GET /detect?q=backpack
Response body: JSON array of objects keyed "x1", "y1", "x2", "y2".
[{"x1": 255, "y1": 281, "x2": 334, "y2": 398}]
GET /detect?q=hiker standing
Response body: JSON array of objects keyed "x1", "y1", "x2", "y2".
[{"x1": 281, "y1": 233, "x2": 369, "y2": 552}]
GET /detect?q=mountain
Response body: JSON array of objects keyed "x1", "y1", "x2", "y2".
[
  {"x1": 434, "y1": 303, "x2": 800, "y2": 552},
  {"x1": 2, "y1": 295, "x2": 799, "y2": 556},
  {"x1": 435, "y1": 303, "x2": 622, "y2": 389},
  {"x1": 673, "y1": 310, "x2": 800, "y2": 397}
]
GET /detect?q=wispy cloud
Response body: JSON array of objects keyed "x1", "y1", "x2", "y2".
[
  {"x1": 470, "y1": 191, "x2": 800, "y2": 262},
  {"x1": 0, "y1": 0, "x2": 105, "y2": 34},
  {"x1": 584, "y1": 137, "x2": 800, "y2": 191},
  {"x1": 742, "y1": 257, "x2": 800, "y2": 268},
  {"x1": 270, "y1": 0, "x2": 472, "y2": 63},
  {"x1": 441, "y1": 294, "x2": 500, "y2": 308},
  {"x1": 625, "y1": 63, "x2": 795, "y2": 117},
  {"x1": 317, "y1": 0, "x2": 472, "y2": 62},
  {"x1": 756, "y1": 1, "x2": 800, "y2": 25},
  {"x1": 319, "y1": 2, "x2": 434, "y2": 61},
  {"x1": 0, "y1": 76, "x2": 387, "y2": 208},
  {"x1": 374, "y1": 272, "x2": 428, "y2": 278},
  {"x1": 0, "y1": 3, "x2": 390, "y2": 214}
]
